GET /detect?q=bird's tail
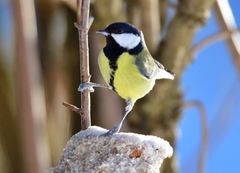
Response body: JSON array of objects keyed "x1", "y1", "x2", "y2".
[
  {"x1": 157, "y1": 68, "x2": 175, "y2": 80},
  {"x1": 154, "y1": 59, "x2": 175, "y2": 80}
]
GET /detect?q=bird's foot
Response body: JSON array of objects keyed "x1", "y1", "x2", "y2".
[
  {"x1": 78, "y1": 82, "x2": 95, "y2": 92},
  {"x1": 100, "y1": 122, "x2": 122, "y2": 137}
]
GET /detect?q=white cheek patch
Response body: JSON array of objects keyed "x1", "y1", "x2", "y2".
[{"x1": 111, "y1": 33, "x2": 141, "y2": 50}]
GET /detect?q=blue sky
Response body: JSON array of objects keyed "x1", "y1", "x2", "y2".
[{"x1": 177, "y1": 1, "x2": 240, "y2": 172}]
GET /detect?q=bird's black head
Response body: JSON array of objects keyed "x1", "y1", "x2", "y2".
[
  {"x1": 102, "y1": 22, "x2": 141, "y2": 36},
  {"x1": 97, "y1": 22, "x2": 142, "y2": 51}
]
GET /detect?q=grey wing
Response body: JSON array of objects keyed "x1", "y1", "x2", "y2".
[
  {"x1": 135, "y1": 55, "x2": 158, "y2": 79},
  {"x1": 135, "y1": 52, "x2": 175, "y2": 80}
]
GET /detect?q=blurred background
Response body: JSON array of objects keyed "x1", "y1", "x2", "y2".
[{"x1": 0, "y1": 0, "x2": 239, "y2": 173}]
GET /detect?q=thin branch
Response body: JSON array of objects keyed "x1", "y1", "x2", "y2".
[
  {"x1": 62, "y1": 0, "x2": 93, "y2": 128},
  {"x1": 191, "y1": 28, "x2": 240, "y2": 58},
  {"x1": 76, "y1": 0, "x2": 81, "y2": 23},
  {"x1": 62, "y1": 101, "x2": 84, "y2": 115},
  {"x1": 214, "y1": 0, "x2": 240, "y2": 74},
  {"x1": 61, "y1": 0, "x2": 94, "y2": 28},
  {"x1": 183, "y1": 101, "x2": 208, "y2": 173},
  {"x1": 76, "y1": 0, "x2": 91, "y2": 130}
]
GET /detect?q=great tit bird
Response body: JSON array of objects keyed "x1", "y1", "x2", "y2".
[{"x1": 78, "y1": 22, "x2": 174, "y2": 136}]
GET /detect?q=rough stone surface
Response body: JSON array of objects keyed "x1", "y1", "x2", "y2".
[{"x1": 46, "y1": 126, "x2": 173, "y2": 173}]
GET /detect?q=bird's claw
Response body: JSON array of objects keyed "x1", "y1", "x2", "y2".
[
  {"x1": 99, "y1": 122, "x2": 122, "y2": 137},
  {"x1": 78, "y1": 82, "x2": 95, "y2": 93}
]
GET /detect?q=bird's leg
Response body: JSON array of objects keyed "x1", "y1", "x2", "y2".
[
  {"x1": 101, "y1": 99, "x2": 135, "y2": 136},
  {"x1": 78, "y1": 82, "x2": 111, "y2": 92}
]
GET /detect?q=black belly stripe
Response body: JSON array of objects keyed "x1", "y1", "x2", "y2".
[
  {"x1": 109, "y1": 71, "x2": 116, "y2": 91},
  {"x1": 109, "y1": 61, "x2": 117, "y2": 71},
  {"x1": 109, "y1": 60, "x2": 117, "y2": 92},
  {"x1": 103, "y1": 41, "x2": 143, "y2": 91}
]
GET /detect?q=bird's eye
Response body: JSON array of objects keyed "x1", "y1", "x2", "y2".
[{"x1": 116, "y1": 29, "x2": 123, "y2": 34}]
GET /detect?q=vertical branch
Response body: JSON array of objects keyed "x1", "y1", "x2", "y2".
[{"x1": 76, "y1": 0, "x2": 91, "y2": 130}]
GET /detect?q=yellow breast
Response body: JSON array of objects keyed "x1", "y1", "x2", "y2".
[
  {"x1": 98, "y1": 50, "x2": 112, "y2": 85},
  {"x1": 98, "y1": 51, "x2": 155, "y2": 102}
]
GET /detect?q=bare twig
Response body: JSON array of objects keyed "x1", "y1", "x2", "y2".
[
  {"x1": 191, "y1": 28, "x2": 240, "y2": 58},
  {"x1": 75, "y1": 0, "x2": 91, "y2": 130},
  {"x1": 62, "y1": 0, "x2": 92, "y2": 129},
  {"x1": 62, "y1": 101, "x2": 84, "y2": 115},
  {"x1": 183, "y1": 101, "x2": 208, "y2": 173},
  {"x1": 214, "y1": 0, "x2": 240, "y2": 74}
]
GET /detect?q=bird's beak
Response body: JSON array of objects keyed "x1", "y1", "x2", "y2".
[{"x1": 96, "y1": 30, "x2": 109, "y2": 37}]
